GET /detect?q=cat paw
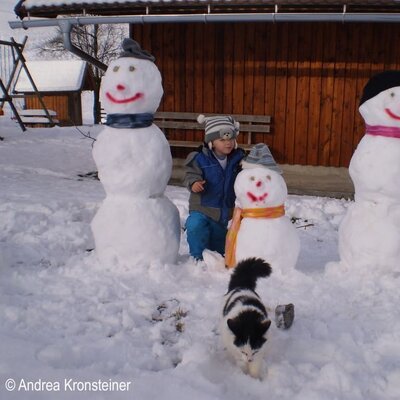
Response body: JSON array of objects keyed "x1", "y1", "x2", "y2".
[{"x1": 248, "y1": 366, "x2": 263, "y2": 380}]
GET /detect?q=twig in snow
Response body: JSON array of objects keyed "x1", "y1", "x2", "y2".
[
  {"x1": 296, "y1": 223, "x2": 314, "y2": 229},
  {"x1": 74, "y1": 125, "x2": 96, "y2": 146}
]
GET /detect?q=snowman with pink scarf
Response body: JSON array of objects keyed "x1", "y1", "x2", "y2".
[{"x1": 338, "y1": 71, "x2": 400, "y2": 271}]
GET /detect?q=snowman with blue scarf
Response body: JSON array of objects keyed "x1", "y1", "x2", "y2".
[{"x1": 91, "y1": 39, "x2": 180, "y2": 266}]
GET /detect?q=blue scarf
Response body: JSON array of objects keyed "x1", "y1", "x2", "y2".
[{"x1": 105, "y1": 113, "x2": 154, "y2": 129}]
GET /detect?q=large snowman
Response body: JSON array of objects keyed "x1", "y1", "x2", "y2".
[
  {"x1": 225, "y1": 144, "x2": 300, "y2": 273},
  {"x1": 338, "y1": 71, "x2": 400, "y2": 270},
  {"x1": 91, "y1": 39, "x2": 180, "y2": 266}
]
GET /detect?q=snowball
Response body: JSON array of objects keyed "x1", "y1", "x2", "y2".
[
  {"x1": 100, "y1": 57, "x2": 163, "y2": 115},
  {"x1": 339, "y1": 200, "x2": 400, "y2": 270},
  {"x1": 91, "y1": 196, "x2": 180, "y2": 266},
  {"x1": 234, "y1": 168, "x2": 287, "y2": 209},
  {"x1": 349, "y1": 135, "x2": 400, "y2": 202},
  {"x1": 93, "y1": 126, "x2": 172, "y2": 197},
  {"x1": 359, "y1": 86, "x2": 400, "y2": 127}
]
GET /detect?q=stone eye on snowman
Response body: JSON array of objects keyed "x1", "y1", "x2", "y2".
[
  {"x1": 225, "y1": 144, "x2": 300, "y2": 273},
  {"x1": 338, "y1": 71, "x2": 400, "y2": 270},
  {"x1": 91, "y1": 39, "x2": 180, "y2": 267}
]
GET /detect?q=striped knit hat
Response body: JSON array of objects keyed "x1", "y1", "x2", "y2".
[
  {"x1": 197, "y1": 114, "x2": 240, "y2": 144},
  {"x1": 241, "y1": 143, "x2": 282, "y2": 174}
]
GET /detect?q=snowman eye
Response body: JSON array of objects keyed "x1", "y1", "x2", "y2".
[
  {"x1": 113, "y1": 66, "x2": 120, "y2": 72},
  {"x1": 391, "y1": 92, "x2": 395, "y2": 97},
  {"x1": 129, "y1": 65, "x2": 136, "y2": 72},
  {"x1": 250, "y1": 176, "x2": 255, "y2": 181},
  {"x1": 266, "y1": 175, "x2": 271, "y2": 181}
]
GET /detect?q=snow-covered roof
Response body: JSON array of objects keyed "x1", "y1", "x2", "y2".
[
  {"x1": 14, "y1": 60, "x2": 88, "y2": 93},
  {"x1": 15, "y1": 1, "x2": 400, "y2": 19},
  {"x1": 19, "y1": 0, "x2": 400, "y2": 5}
]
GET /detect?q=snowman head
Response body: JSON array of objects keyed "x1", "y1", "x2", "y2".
[
  {"x1": 359, "y1": 71, "x2": 400, "y2": 127},
  {"x1": 234, "y1": 167, "x2": 288, "y2": 209},
  {"x1": 100, "y1": 39, "x2": 163, "y2": 115}
]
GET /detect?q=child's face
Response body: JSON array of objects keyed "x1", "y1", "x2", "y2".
[{"x1": 212, "y1": 138, "x2": 235, "y2": 156}]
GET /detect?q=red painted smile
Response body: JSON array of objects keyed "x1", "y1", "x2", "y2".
[
  {"x1": 106, "y1": 92, "x2": 144, "y2": 104},
  {"x1": 247, "y1": 191, "x2": 268, "y2": 202},
  {"x1": 385, "y1": 108, "x2": 400, "y2": 120}
]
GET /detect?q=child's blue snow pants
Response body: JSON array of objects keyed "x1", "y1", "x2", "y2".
[{"x1": 185, "y1": 211, "x2": 227, "y2": 260}]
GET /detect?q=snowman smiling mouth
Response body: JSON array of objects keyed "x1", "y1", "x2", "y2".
[
  {"x1": 247, "y1": 192, "x2": 268, "y2": 202},
  {"x1": 384, "y1": 108, "x2": 400, "y2": 120},
  {"x1": 106, "y1": 92, "x2": 144, "y2": 104}
]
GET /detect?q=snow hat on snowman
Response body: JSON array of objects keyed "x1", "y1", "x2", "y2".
[
  {"x1": 358, "y1": 70, "x2": 400, "y2": 130},
  {"x1": 197, "y1": 114, "x2": 240, "y2": 150},
  {"x1": 119, "y1": 38, "x2": 155, "y2": 62},
  {"x1": 359, "y1": 70, "x2": 400, "y2": 106},
  {"x1": 241, "y1": 143, "x2": 282, "y2": 174}
]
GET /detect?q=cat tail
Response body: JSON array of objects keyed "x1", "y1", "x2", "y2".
[{"x1": 228, "y1": 258, "x2": 272, "y2": 292}]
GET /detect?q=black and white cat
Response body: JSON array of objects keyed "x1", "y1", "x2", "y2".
[{"x1": 221, "y1": 257, "x2": 272, "y2": 379}]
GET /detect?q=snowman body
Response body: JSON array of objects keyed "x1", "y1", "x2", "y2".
[
  {"x1": 339, "y1": 200, "x2": 400, "y2": 269},
  {"x1": 338, "y1": 82, "x2": 400, "y2": 270},
  {"x1": 93, "y1": 126, "x2": 171, "y2": 197},
  {"x1": 91, "y1": 51, "x2": 180, "y2": 266},
  {"x1": 91, "y1": 196, "x2": 180, "y2": 265},
  {"x1": 234, "y1": 168, "x2": 300, "y2": 272}
]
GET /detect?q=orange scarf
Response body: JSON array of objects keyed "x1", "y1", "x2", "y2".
[{"x1": 225, "y1": 204, "x2": 285, "y2": 269}]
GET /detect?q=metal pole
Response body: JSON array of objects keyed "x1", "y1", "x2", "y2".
[{"x1": 58, "y1": 19, "x2": 107, "y2": 71}]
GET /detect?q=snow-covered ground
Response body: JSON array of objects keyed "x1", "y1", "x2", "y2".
[{"x1": 0, "y1": 117, "x2": 399, "y2": 400}]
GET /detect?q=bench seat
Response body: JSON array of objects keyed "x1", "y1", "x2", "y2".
[{"x1": 16, "y1": 109, "x2": 58, "y2": 126}]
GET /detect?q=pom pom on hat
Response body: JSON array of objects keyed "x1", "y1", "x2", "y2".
[
  {"x1": 242, "y1": 143, "x2": 282, "y2": 174},
  {"x1": 197, "y1": 114, "x2": 239, "y2": 143},
  {"x1": 360, "y1": 70, "x2": 400, "y2": 106},
  {"x1": 119, "y1": 38, "x2": 155, "y2": 62}
]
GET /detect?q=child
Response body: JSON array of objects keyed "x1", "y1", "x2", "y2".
[{"x1": 183, "y1": 114, "x2": 245, "y2": 261}]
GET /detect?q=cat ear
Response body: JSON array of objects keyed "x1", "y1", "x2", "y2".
[
  {"x1": 227, "y1": 318, "x2": 239, "y2": 333},
  {"x1": 261, "y1": 319, "x2": 271, "y2": 334}
]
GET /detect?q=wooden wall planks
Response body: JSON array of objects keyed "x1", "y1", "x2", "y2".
[{"x1": 132, "y1": 21, "x2": 400, "y2": 167}]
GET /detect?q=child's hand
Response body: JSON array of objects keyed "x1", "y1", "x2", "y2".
[{"x1": 191, "y1": 180, "x2": 206, "y2": 193}]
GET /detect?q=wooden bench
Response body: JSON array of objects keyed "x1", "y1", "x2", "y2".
[
  {"x1": 154, "y1": 111, "x2": 271, "y2": 151},
  {"x1": 16, "y1": 109, "x2": 59, "y2": 127}
]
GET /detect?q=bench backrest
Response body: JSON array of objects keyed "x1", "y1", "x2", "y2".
[{"x1": 154, "y1": 111, "x2": 270, "y2": 135}]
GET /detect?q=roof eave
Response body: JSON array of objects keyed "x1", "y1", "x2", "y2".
[{"x1": 15, "y1": 1, "x2": 400, "y2": 20}]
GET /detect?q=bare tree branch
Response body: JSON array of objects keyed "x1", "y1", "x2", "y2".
[{"x1": 36, "y1": 17, "x2": 128, "y2": 124}]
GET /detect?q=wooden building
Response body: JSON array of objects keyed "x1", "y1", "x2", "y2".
[
  {"x1": 14, "y1": 60, "x2": 94, "y2": 126},
  {"x1": 14, "y1": 0, "x2": 400, "y2": 166}
]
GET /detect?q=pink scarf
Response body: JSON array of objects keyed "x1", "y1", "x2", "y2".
[{"x1": 365, "y1": 124, "x2": 400, "y2": 139}]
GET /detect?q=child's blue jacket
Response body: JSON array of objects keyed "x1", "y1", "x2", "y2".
[{"x1": 183, "y1": 145, "x2": 245, "y2": 225}]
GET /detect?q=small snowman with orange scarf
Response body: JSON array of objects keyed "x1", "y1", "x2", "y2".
[{"x1": 225, "y1": 143, "x2": 300, "y2": 275}]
